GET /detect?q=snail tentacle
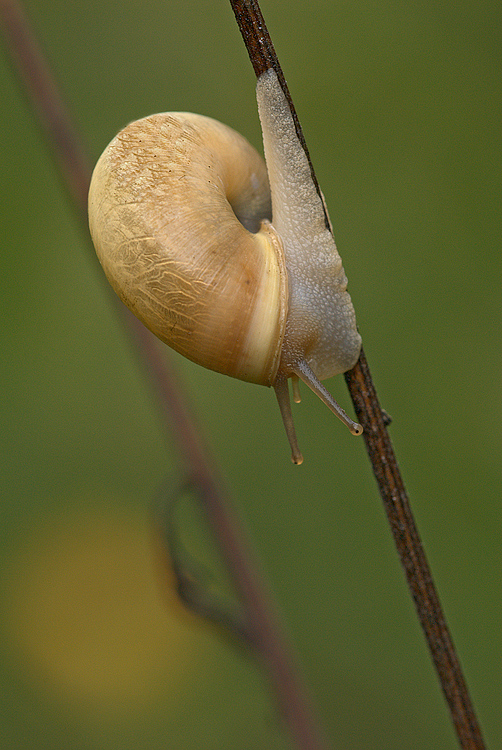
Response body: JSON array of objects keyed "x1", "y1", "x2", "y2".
[
  {"x1": 273, "y1": 376, "x2": 303, "y2": 465},
  {"x1": 292, "y1": 360, "x2": 363, "y2": 436}
]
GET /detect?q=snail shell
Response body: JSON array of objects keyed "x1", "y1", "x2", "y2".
[{"x1": 89, "y1": 69, "x2": 362, "y2": 463}]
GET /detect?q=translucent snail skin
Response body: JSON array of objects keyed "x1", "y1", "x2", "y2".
[{"x1": 88, "y1": 69, "x2": 362, "y2": 463}]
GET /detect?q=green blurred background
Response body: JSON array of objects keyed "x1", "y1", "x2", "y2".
[{"x1": 1, "y1": 0, "x2": 500, "y2": 747}]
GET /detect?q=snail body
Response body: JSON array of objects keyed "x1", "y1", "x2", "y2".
[{"x1": 89, "y1": 69, "x2": 362, "y2": 463}]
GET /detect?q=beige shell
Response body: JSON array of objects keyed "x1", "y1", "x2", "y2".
[
  {"x1": 88, "y1": 69, "x2": 362, "y2": 463},
  {"x1": 89, "y1": 112, "x2": 288, "y2": 386}
]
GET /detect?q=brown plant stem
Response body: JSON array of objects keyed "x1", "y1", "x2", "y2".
[
  {"x1": 0, "y1": 1, "x2": 330, "y2": 748},
  {"x1": 229, "y1": 1, "x2": 486, "y2": 748},
  {"x1": 345, "y1": 350, "x2": 486, "y2": 749}
]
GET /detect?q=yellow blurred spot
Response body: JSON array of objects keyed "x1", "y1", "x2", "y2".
[{"x1": 3, "y1": 503, "x2": 201, "y2": 712}]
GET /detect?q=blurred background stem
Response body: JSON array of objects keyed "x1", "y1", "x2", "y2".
[{"x1": 0, "y1": 0, "x2": 331, "y2": 747}]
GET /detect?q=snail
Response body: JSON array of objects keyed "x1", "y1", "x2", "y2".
[{"x1": 88, "y1": 69, "x2": 362, "y2": 464}]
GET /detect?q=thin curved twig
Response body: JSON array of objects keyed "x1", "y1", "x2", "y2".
[{"x1": 229, "y1": 1, "x2": 486, "y2": 748}]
